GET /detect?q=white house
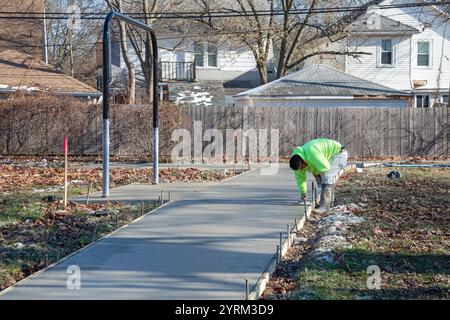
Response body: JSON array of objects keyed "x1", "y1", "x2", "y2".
[
  {"x1": 159, "y1": 39, "x2": 271, "y2": 87},
  {"x1": 344, "y1": 0, "x2": 450, "y2": 108}
]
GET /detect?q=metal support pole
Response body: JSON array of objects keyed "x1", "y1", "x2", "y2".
[
  {"x1": 245, "y1": 279, "x2": 249, "y2": 300},
  {"x1": 287, "y1": 224, "x2": 291, "y2": 246},
  {"x1": 279, "y1": 232, "x2": 283, "y2": 260},
  {"x1": 331, "y1": 187, "x2": 335, "y2": 207},
  {"x1": 276, "y1": 245, "x2": 280, "y2": 264},
  {"x1": 86, "y1": 184, "x2": 91, "y2": 205},
  {"x1": 303, "y1": 200, "x2": 308, "y2": 219},
  {"x1": 314, "y1": 186, "x2": 317, "y2": 206},
  {"x1": 102, "y1": 12, "x2": 160, "y2": 197},
  {"x1": 153, "y1": 127, "x2": 159, "y2": 184}
]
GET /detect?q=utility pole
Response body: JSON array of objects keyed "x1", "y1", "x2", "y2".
[{"x1": 43, "y1": 0, "x2": 49, "y2": 64}]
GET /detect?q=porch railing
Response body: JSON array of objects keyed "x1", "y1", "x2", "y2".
[{"x1": 159, "y1": 61, "x2": 196, "y2": 82}]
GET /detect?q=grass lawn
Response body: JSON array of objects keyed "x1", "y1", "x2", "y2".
[
  {"x1": 265, "y1": 167, "x2": 449, "y2": 300},
  {"x1": 0, "y1": 159, "x2": 234, "y2": 291}
]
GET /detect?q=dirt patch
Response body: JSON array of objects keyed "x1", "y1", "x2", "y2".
[{"x1": 263, "y1": 167, "x2": 450, "y2": 300}]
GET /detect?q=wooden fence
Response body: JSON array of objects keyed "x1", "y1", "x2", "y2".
[
  {"x1": 0, "y1": 104, "x2": 449, "y2": 158},
  {"x1": 181, "y1": 105, "x2": 450, "y2": 158}
]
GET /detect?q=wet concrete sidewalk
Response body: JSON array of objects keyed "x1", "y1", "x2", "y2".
[{"x1": 1, "y1": 166, "x2": 313, "y2": 300}]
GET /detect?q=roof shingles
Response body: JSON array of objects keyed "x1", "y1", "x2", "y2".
[{"x1": 235, "y1": 64, "x2": 411, "y2": 98}]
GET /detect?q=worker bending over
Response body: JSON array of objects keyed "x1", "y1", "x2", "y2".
[{"x1": 289, "y1": 138, "x2": 348, "y2": 213}]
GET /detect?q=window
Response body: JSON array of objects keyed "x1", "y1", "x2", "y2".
[
  {"x1": 380, "y1": 39, "x2": 393, "y2": 65},
  {"x1": 194, "y1": 43, "x2": 218, "y2": 67},
  {"x1": 207, "y1": 44, "x2": 218, "y2": 67},
  {"x1": 194, "y1": 43, "x2": 204, "y2": 67},
  {"x1": 417, "y1": 41, "x2": 430, "y2": 66},
  {"x1": 442, "y1": 95, "x2": 449, "y2": 104},
  {"x1": 416, "y1": 95, "x2": 430, "y2": 108}
]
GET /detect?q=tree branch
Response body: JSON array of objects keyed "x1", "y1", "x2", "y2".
[{"x1": 286, "y1": 50, "x2": 371, "y2": 70}]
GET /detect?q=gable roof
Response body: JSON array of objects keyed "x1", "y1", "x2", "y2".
[
  {"x1": 0, "y1": 49, "x2": 101, "y2": 97},
  {"x1": 235, "y1": 64, "x2": 411, "y2": 98},
  {"x1": 346, "y1": 12, "x2": 420, "y2": 34},
  {"x1": 0, "y1": 0, "x2": 44, "y2": 57}
]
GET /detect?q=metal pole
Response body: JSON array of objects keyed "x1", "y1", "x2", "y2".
[
  {"x1": 245, "y1": 279, "x2": 249, "y2": 300},
  {"x1": 102, "y1": 12, "x2": 160, "y2": 196},
  {"x1": 102, "y1": 15, "x2": 112, "y2": 198},
  {"x1": 287, "y1": 224, "x2": 291, "y2": 246},
  {"x1": 86, "y1": 184, "x2": 91, "y2": 205},
  {"x1": 303, "y1": 199, "x2": 307, "y2": 219},
  {"x1": 43, "y1": 4, "x2": 49, "y2": 64},
  {"x1": 151, "y1": 25, "x2": 159, "y2": 185},
  {"x1": 314, "y1": 186, "x2": 317, "y2": 206},
  {"x1": 276, "y1": 245, "x2": 280, "y2": 264},
  {"x1": 279, "y1": 232, "x2": 283, "y2": 259}
]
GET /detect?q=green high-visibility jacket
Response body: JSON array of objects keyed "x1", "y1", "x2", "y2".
[{"x1": 292, "y1": 138, "x2": 342, "y2": 196}]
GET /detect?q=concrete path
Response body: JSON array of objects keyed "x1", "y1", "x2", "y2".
[{"x1": 1, "y1": 166, "x2": 313, "y2": 300}]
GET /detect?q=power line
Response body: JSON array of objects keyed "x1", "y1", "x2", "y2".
[
  {"x1": 0, "y1": 27, "x2": 277, "y2": 50},
  {"x1": 0, "y1": 1, "x2": 449, "y2": 20}
]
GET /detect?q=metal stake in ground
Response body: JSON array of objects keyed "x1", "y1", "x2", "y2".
[
  {"x1": 92, "y1": 224, "x2": 97, "y2": 242},
  {"x1": 314, "y1": 186, "x2": 317, "y2": 206},
  {"x1": 86, "y1": 183, "x2": 91, "y2": 205},
  {"x1": 245, "y1": 279, "x2": 249, "y2": 300},
  {"x1": 303, "y1": 199, "x2": 308, "y2": 219},
  {"x1": 287, "y1": 224, "x2": 291, "y2": 246},
  {"x1": 276, "y1": 245, "x2": 280, "y2": 264},
  {"x1": 160, "y1": 191, "x2": 164, "y2": 206},
  {"x1": 279, "y1": 232, "x2": 283, "y2": 259}
]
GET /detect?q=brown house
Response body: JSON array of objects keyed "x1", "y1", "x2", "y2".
[{"x1": 0, "y1": 0, "x2": 101, "y2": 101}]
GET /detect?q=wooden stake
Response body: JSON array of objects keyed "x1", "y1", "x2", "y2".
[{"x1": 85, "y1": 183, "x2": 91, "y2": 205}]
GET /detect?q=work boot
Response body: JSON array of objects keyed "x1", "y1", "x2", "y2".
[{"x1": 312, "y1": 184, "x2": 333, "y2": 214}]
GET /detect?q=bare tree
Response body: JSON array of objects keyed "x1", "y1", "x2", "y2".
[
  {"x1": 46, "y1": 0, "x2": 105, "y2": 85},
  {"x1": 106, "y1": 0, "x2": 137, "y2": 104},
  {"x1": 193, "y1": 0, "x2": 375, "y2": 83},
  {"x1": 105, "y1": 0, "x2": 186, "y2": 103}
]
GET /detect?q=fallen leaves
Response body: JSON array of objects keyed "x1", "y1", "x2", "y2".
[{"x1": 0, "y1": 164, "x2": 234, "y2": 192}]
